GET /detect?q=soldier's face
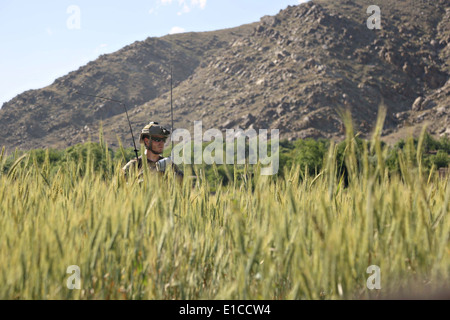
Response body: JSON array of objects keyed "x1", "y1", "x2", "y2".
[{"x1": 146, "y1": 136, "x2": 165, "y2": 154}]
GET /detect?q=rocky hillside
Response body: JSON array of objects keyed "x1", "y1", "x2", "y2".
[
  {"x1": 0, "y1": 25, "x2": 255, "y2": 150},
  {"x1": 0, "y1": 0, "x2": 449, "y2": 151}
]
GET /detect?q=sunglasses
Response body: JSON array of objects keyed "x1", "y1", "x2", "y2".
[{"x1": 151, "y1": 137, "x2": 167, "y2": 143}]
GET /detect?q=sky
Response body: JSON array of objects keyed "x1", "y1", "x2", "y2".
[{"x1": 0, "y1": 0, "x2": 309, "y2": 106}]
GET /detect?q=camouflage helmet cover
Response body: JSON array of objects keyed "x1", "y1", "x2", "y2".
[{"x1": 139, "y1": 122, "x2": 171, "y2": 144}]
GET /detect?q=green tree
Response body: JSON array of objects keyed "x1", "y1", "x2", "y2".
[{"x1": 433, "y1": 150, "x2": 449, "y2": 168}]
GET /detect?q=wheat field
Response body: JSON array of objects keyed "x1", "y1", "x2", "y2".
[{"x1": 0, "y1": 120, "x2": 448, "y2": 300}]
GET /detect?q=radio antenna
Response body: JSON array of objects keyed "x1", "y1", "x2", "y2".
[{"x1": 75, "y1": 91, "x2": 139, "y2": 161}]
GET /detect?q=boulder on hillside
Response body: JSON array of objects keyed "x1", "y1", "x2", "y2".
[
  {"x1": 241, "y1": 113, "x2": 256, "y2": 127},
  {"x1": 260, "y1": 15, "x2": 280, "y2": 27},
  {"x1": 424, "y1": 66, "x2": 447, "y2": 89}
]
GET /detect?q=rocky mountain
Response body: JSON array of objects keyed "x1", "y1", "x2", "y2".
[{"x1": 0, "y1": 0, "x2": 449, "y2": 151}]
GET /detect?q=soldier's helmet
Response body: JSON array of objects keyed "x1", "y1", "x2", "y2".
[{"x1": 139, "y1": 122, "x2": 171, "y2": 144}]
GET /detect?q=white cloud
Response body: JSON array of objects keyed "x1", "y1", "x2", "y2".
[
  {"x1": 191, "y1": 0, "x2": 207, "y2": 9},
  {"x1": 169, "y1": 26, "x2": 186, "y2": 34},
  {"x1": 177, "y1": 2, "x2": 191, "y2": 15},
  {"x1": 161, "y1": 0, "x2": 207, "y2": 15}
]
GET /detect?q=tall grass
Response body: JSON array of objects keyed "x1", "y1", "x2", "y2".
[{"x1": 0, "y1": 116, "x2": 448, "y2": 300}]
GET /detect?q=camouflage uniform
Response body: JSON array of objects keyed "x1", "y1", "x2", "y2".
[{"x1": 122, "y1": 155, "x2": 184, "y2": 181}]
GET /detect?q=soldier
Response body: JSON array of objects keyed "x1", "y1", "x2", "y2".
[{"x1": 122, "y1": 122, "x2": 183, "y2": 181}]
